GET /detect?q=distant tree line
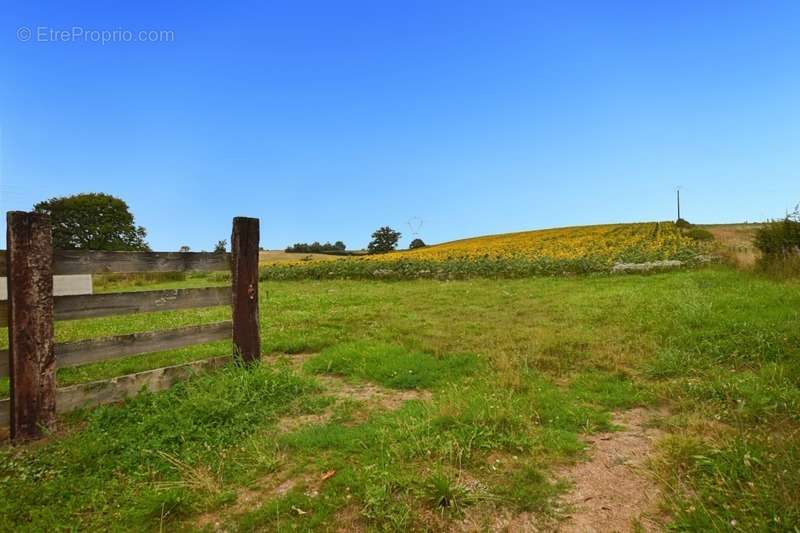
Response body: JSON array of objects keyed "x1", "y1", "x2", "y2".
[{"x1": 285, "y1": 241, "x2": 346, "y2": 253}]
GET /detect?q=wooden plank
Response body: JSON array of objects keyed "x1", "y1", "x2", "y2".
[
  {"x1": 0, "y1": 286, "x2": 232, "y2": 327},
  {"x1": 56, "y1": 321, "x2": 232, "y2": 369},
  {"x1": 7, "y1": 211, "x2": 56, "y2": 441},
  {"x1": 0, "y1": 356, "x2": 230, "y2": 426},
  {"x1": 231, "y1": 217, "x2": 261, "y2": 363},
  {"x1": 0, "y1": 250, "x2": 229, "y2": 277},
  {"x1": 50, "y1": 250, "x2": 230, "y2": 275},
  {"x1": 0, "y1": 321, "x2": 231, "y2": 377},
  {"x1": 0, "y1": 286, "x2": 231, "y2": 327}
]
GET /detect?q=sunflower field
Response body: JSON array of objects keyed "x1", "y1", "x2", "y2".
[{"x1": 261, "y1": 222, "x2": 713, "y2": 280}]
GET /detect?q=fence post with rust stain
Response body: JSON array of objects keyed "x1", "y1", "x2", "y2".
[
  {"x1": 7, "y1": 211, "x2": 56, "y2": 441},
  {"x1": 231, "y1": 217, "x2": 260, "y2": 364}
]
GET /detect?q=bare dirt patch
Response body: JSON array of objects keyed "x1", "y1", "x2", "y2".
[
  {"x1": 557, "y1": 407, "x2": 667, "y2": 532},
  {"x1": 194, "y1": 469, "x2": 314, "y2": 530},
  {"x1": 457, "y1": 409, "x2": 668, "y2": 532},
  {"x1": 316, "y1": 375, "x2": 431, "y2": 411},
  {"x1": 276, "y1": 371, "x2": 431, "y2": 432},
  {"x1": 459, "y1": 508, "x2": 548, "y2": 532}
]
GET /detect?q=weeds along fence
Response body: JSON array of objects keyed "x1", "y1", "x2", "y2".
[{"x1": 1, "y1": 211, "x2": 261, "y2": 442}]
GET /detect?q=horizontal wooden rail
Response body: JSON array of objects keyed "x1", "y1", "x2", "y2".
[
  {"x1": 0, "y1": 322, "x2": 231, "y2": 377},
  {"x1": 0, "y1": 286, "x2": 231, "y2": 327},
  {"x1": 0, "y1": 250, "x2": 230, "y2": 276},
  {"x1": 0, "y1": 356, "x2": 230, "y2": 426}
]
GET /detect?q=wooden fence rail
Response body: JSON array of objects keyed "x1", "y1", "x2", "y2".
[
  {"x1": 0, "y1": 286, "x2": 232, "y2": 327},
  {"x1": 0, "y1": 250, "x2": 231, "y2": 276},
  {"x1": 2, "y1": 213, "x2": 260, "y2": 441},
  {"x1": 0, "y1": 356, "x2": 230, "y2": 427},
  {"x1": 0, "y1": 321, "x2": 232, "y2": 377}
]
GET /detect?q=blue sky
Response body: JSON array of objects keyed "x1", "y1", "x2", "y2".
[{"x1": 2, "y1": 1, "x2": 799, "y2": 251}]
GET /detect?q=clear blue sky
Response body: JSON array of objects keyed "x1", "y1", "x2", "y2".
[{"x1": 2, "y1": 1, "x2": 798, "y2": 251}]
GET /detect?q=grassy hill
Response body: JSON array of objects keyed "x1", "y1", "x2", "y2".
[
  {"x1": 378, "y1": 221, "x2": 706, "y2": 263},
  {"x1": 262, "y1": 222, "x2": 714, "y2": 280}
]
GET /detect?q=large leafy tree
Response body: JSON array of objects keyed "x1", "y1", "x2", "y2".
[
  {"x1": 367, "y1": 226, "x2": 401, "y2": 254},
  {"x1": 34, "y1": 193, "x2": 150, "y2": 251}
]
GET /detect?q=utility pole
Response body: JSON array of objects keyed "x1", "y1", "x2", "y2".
[{"x1": 676, "y1": 187, "x2": 681, "y2": 221}]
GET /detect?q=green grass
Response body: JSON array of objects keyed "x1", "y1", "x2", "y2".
[
  {"x1": 0, "y1": 364, "x2": 317, "y2": 530},
  {"x1": 304, "y1": 342, "x2": 481, "y2": 389},
  {"x1": 1, "y1": 267, "x2": 799, "y2": 530}
]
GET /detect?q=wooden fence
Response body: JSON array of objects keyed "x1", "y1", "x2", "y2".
[{"x1": 1, "y1": 212, "x2": 260, "y2": 442}]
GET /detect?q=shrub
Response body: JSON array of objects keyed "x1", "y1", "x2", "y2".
[
  {"x1": 409, "y1": 238, "x2": 426, "y2": 249},
  {"x1": 686, "y1": 227, "x2": 714, "y2": 241},
  {"x1": 676, "y1": 218, "x2": 692, "y2": 229},
  {"x1": 754, "y1": 213, "x2": 800, "y2": 258},
  {"x1": 754, "y1": 208, "x2": 800, "y2": 278}
]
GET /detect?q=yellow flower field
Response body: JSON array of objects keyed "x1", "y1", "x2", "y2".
[
  {"x1": 371, "y1": 221, "x2": 708, "y2": 264},
  {"x1": 260, "y1": 222, "x2": 712, "y2": 280}
]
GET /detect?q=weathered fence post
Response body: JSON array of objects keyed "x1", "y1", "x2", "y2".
[
  {"x1": 231, "y1": 217, "x2": 260, "y2": 364},
  {"x1": 7, "y1": 211, "x2": 56, "y2": 441}
]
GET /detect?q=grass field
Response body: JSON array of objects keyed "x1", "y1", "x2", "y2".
[
  {"x1": 1, "y1": 266, "x2": 799, "y2": 531},
  {"x1": 259, "y1": 251, "x2": 347, "y2": 264}
]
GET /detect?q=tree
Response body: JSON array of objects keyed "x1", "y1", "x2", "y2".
[
  {"x1": 179, "y1": 245, "x2": 191, "y2": 252},
  {"x1": 409, "y1": 238, "x2": 426, "y2": 249},
  {"x1": 214, "y1": 239, "x2": 227, "y2": 253},
  {"x1": 368, "y1": 226, "x2": 401, "y2": 254},
  {"x1": 334, "y1": 241, "x2": 346, "y2": 251},
  {"x1": 33, "y1": 193, "x2": 149, "y2": 250}
]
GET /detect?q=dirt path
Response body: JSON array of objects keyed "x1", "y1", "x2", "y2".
[{"x1": 557, "y1": 407, "x2": 666, "y2": 532}]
